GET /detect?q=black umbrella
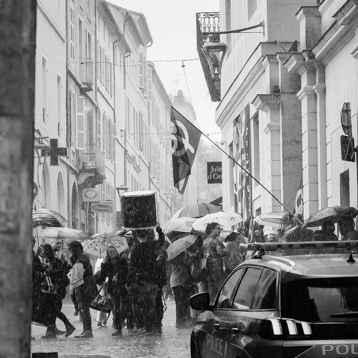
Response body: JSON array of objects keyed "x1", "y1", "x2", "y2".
[{"x1": 304, "y1": 206, "x2": 358, "y2": 227}]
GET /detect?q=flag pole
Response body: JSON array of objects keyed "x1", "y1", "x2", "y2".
[{"x1": 172, "y1": 107, "x2": 303, "y2": 225}]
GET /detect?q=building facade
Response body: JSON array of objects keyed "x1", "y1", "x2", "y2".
[
  {"x1": 285, "y1": 0, "x2": 358, "y2": 217},
  {"x1": 33, "y1": 0, "x2": 187, "y2": 237},
  {"x1": 197, "y1": 0, "x2": 316, "y2": 221}
]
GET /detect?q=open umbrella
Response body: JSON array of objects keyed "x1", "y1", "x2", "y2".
[
  {"x1": 166, "y1": 234, "x2": 198, "y2": 261},
  {"x1": 304, "y1": 206, "x2": 358, "y2": 227},
  {"x1": 192, "y1": 211, "x2": 243, "y2": 232},
  {"x1": 82, "y1": 233, "x2": 129, "y2": 258},
  {"x1": 162, "y1": 217, "x2": 197, "y2": 235},
  {"x1": 36, "y1": 227, "x2": 89, "y2": 241},
  {"x1": 171, "y1": 203, "x2": 222, "y2": 220},
  {"x1": 254, "y1": 212, "x2": 286, "y2": 228},
  {"x1": 32, "y1": 208, "x2": 68, "y2": 227}
]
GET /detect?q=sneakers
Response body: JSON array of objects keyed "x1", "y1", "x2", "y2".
[
  {"x1": 136, "y1": 327, "x2": 147, "y2": 334},
  {"x1": 54, "y1": 327, "x2": 65, "y2": 335},
  {"x1": 64, "y1": 323, "x2": 76, "y2": 337},
  {"x1": 74, "y1": 330, "x2": 93, "y2": 339},
  {"x1": 112, "y1": 330, "x2": 122, "y2": 337}
]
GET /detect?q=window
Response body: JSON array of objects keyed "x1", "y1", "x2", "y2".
[
  {"x1": 232, "y1": 267, "x2": 262, "y2": 309},
  {"x1": 42, "y1": 57, "x2": 47, "y2": 124},
  {"x1": 57, "y1": 75, "x2": 61, "y2": 136},
  {"x1": 97, "y1": 110, "x2": 102, "y2": 150},
  {"x1": 225, "y1": 0, "x2": 232, "y2": 52},
  {"x1": 79, "y1": 19, "x2": 83, "y2": 61},
  {"x1": 340, "y1": 170, "x2": 350, "y2": 206},
  {"x1": 139, "y1": 53, "x2": 144, "y2": 89},
  {"x1": 217, "y1": 269, "x2": 244, "y2": 308},
  {"x1": 281, "y1": 278, "x2": 358, "y2": 322},
  {"x1": 251, "y1": 269, "x2": 276, "y2": 310},
  {"x1": 70, "y1": 7, "x2": 75, "y2": 61},
  {"x1": 248, "y1": 0, "x2": 258, "y2": 20}
]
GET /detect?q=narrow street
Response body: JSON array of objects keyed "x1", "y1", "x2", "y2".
[{"x1": 31, "y1": 299, "x2": 191, "y2": 358}]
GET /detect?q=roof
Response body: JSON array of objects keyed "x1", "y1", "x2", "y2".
[{"x1": 244, "y1": 254, "x2": 358, "y2": 277}]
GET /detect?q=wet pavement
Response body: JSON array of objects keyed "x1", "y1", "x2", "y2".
[{"x1": 31, "y1": 299, "x2": 192, "y2": 358}]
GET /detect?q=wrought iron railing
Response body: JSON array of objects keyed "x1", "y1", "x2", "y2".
[
  {"x1": 82, "y1": 145, "x2": 105, "y2": 174},
  {"x1": 79, "y1": 57, "x2": 93, "y2": 89},
  {"x1": 197, "y1": 12, "x2": 220, "y2": 44}
]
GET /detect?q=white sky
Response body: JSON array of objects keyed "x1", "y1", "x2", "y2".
[{"x1": 108, "y1": 0, "x2": 221, "y2": 139}]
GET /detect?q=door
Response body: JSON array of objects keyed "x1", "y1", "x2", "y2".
[{"x1": 201, "y1": 268, "x2": 245, "y2": 358}]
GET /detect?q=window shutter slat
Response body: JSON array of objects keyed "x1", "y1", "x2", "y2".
[{"x1": 77, "y1": 96, "x2": 85, "y2": 150}]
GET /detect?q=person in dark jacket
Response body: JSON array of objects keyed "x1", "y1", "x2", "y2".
[
  {"x1": 126, "y1": 228, "x2": 164, "y2": 334},
  {"x1": 31, "y1": 236, "x2": 43, "y2": 338},
  {"x1": 101, "y1": 246, "x2": 128, "y2": 336},
  {"x1": 39, "y1": 244, "x2": 75, "y2": 339},
  {"x1": 68, "y1": 240, "x2": 97, "y2": 339}
]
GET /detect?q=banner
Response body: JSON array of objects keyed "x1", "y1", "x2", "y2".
[
  {"x1": 171, "y1": 107, "x2": 201, "y2": 194},
  {"x1": 207, "y1": 162, "x2": 222, "y2": 183},
  {"x1": 293, "y1": 177, "x2": 303, "y2": 216}
]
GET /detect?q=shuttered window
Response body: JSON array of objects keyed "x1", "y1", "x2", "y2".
[{"x1": 76, "y1": 96, "x2": 85, "y2": 150}]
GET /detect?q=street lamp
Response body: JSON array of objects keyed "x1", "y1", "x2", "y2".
[{"x1": 116, "y1": 185, "x2": 129, "y2": 197}]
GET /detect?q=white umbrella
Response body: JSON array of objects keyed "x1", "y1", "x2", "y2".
[
  {"x1": 162, "y1": 217, "x2": 197, "y2": 234},
  {"x1": 192, "y1": 212, "x2": 243, "y2": 232},
  {"x1": 254, "y1": 212, "x2": 286, "y2": 228},
  {"x1": 36, "y1": 227, "x2": 89, "y2": 241}
]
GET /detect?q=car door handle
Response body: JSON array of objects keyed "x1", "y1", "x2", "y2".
[
  {"x1": 214, "y1": 322, "x2": 220, "y2": 330},
  {"x1": 232, "y1": 327, "x2": 240, "y2": 334}
]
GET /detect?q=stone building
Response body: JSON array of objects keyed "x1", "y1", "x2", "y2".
[
  {"x1": 33, "y1": 0, "x2": 185, "y2": 236},
  {"x1": 285, "y1": 0, "x2": 358, "y2": 217},
  {"x1": 197, "y1": 0, "x2": 316, "y2": 221}
]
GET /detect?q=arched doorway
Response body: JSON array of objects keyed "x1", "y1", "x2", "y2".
[
  {"x1": 42, "y1": 162, "x2": 51, "y2": 208},
  {"x1": 57, "y1": 172, "x2": 65, "y2": 218}
]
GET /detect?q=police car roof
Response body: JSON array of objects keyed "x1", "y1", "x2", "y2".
[{"x1": 245, "y1": 254, "x2": 358, "y2": 276}]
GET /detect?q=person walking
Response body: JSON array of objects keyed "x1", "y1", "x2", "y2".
[
  {"x1": 68, "y1": 240, "x2": 97, "y2": 339},
  {"x1": 39, "y1": 244, "x2": 75, "y2": 339},
  {"x1": 126, "y1": 229, "x2": 163, "y2": 334},
  {"x1": 170, "y1": 249, "x2": 196, "y2": 328},
  {"x1": 223, "y1": 232, "x2": 243, "y2": 276},
  {"x1": 100, "y1": 246, "x2": 128, "y2": 337},
  {"x1": 201, "y1": 223, "x2": 226, "y2": 302},
  {"x1": 338, "y1": 216, "x2": 358, "y2": 240}
]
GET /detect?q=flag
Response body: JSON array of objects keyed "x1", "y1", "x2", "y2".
[
  {"x1": 293, "y1": 177, "x2": 303, "y2": 216},
  {"x1": 171, "y1": 107, "x2": 201, "y2": 194},
  {"x1": 238, "y1": 105, "x2": 251, "y2": 219},
  {"x1": 248, "y1": 216, "x2": 255, "y2": 243}
]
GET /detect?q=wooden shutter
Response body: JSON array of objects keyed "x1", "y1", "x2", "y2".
[
  {"x1": 139, "y1": 53, "x2": 144, "y2": 89},
  {"x1": 147, "y1": 67, "x2": 152, "y2": 100},
  {"x1": 112, "y1": 122, "x2": 116, "y2": 160},
  {"x1": 76, "y1": 96, "x2": 85, "y2": 150},
  {"x1": 87, "y1": 109, "x2": 95, "y2": 145}
]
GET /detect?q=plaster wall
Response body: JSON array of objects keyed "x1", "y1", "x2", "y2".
[{"x1": 325, "y1": 36, "x2": 358, "y2": 207}]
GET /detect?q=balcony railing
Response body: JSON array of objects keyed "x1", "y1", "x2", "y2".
[
  {"x1": 82, "y1": 145, "x2": 105, "y2": 175},
  {"x1": 79, "y1": 57, "x2": 93, "y2": 91},
  {"x1": 197, "y1": 12, "x2": 221, "y2": 44},
  {"x1": 196, "y1": 12, "x2": 225, "y2": 102}
]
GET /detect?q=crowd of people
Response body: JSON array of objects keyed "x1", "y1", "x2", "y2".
[
  {"x1": 31, "y1": 226, "x2": 167, "y2": 339},
  {"x1": 31, "y1": 213, "x2": 358, "y2": 339}
]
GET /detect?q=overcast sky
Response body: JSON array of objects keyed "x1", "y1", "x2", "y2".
[{"x1": 108, "y1": 0, "x2": 221, "y2": 138}]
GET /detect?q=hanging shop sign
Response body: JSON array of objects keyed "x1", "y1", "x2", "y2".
[
  {"x1": 82, "y1": 188, "x2": 99, "y2": 202},
  {"x1": 207, "y1": 162, "x2": 222, "y2": 184},
  {"x1": 91, "y1": 201, "x2": 114, "y2": 213}
]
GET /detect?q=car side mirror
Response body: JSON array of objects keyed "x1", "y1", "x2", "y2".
[{"x1": 190, "y1": 292, "x2": 212, "y2": 311}]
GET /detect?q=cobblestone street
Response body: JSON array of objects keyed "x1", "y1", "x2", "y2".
[{"x1": 31, "y1": 299, "x2": 191, "y2": 358}]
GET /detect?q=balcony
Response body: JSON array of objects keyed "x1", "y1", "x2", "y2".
[
  {"x1": 80, "y1": 57, "x2": 93, "y2": 92},
  {"x1": 196, "y1": 12, "x2": 226, "y2": 102},
  {"x1": 78, "y1": 145, "x2": 105, "y2": 187}
]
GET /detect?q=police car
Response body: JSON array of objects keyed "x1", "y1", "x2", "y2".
[{"x1": 190, "y1": 240, "x2": 358, "y2": 358}]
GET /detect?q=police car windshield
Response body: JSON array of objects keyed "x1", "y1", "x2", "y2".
[{"x1": 281, "y1": 277, "x2": 358, "y2": 322}]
